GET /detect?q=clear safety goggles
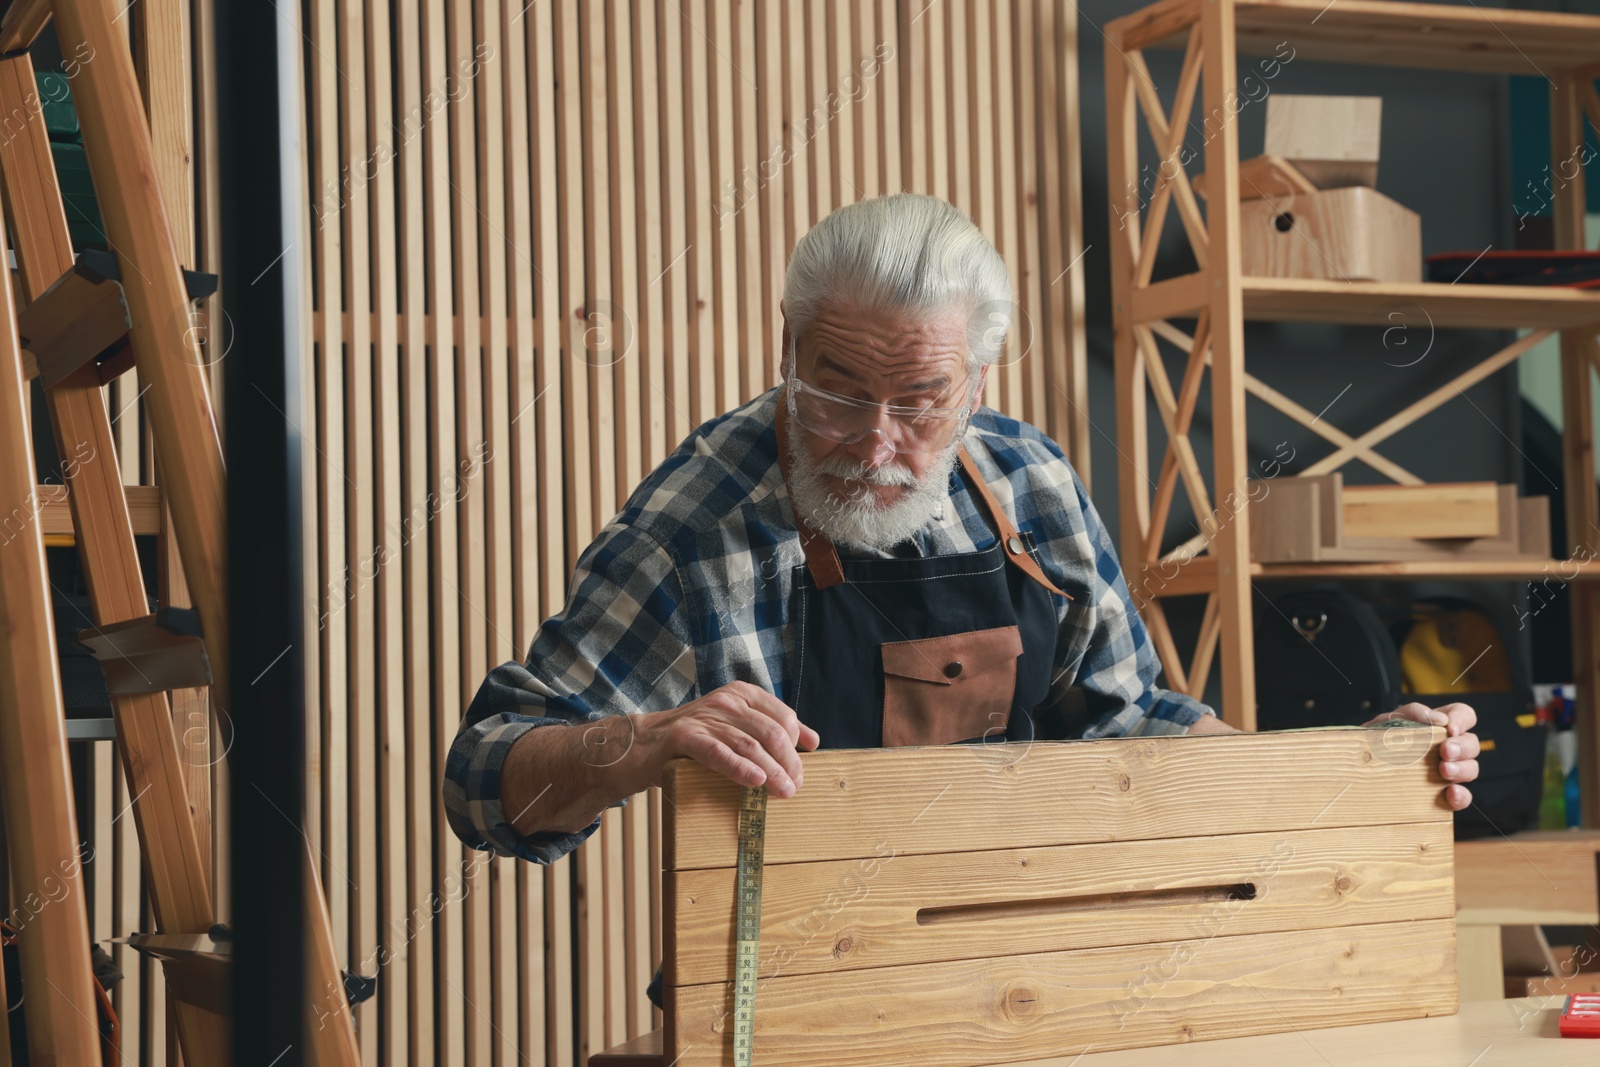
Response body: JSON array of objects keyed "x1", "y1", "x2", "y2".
[{"x1": 784, "y1": 371, "x2": 978, "y2": 455}]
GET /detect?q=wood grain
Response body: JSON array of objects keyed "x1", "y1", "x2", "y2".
[
  {"x1": 672, "y1": 918, "x2": 1457, "y2": 1067},
  {"x1": 666, "y1": 729, "x2": 1448, "y2": 871},
  {"x1": 673, "y1": 821, "x2": 1453, "y2": 985}
]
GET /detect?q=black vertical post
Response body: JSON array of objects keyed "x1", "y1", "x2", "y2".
[{"x1": 218, "y1": 2, "x2": 309, "y2": 1061}]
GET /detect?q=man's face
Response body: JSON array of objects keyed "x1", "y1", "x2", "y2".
[{"x1": 780, "y1": 302, "x2": 986, "y2": 552}]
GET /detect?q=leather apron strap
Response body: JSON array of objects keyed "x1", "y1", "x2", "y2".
[{"x1": 775, "y1": 395, "x2": 1068, "y2": 598}]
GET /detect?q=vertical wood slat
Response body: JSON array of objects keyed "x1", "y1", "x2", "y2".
[
  {"x1": 420, "y1": 0, "x2": 466, "y2": 1057},
  {"x1": 335, "y1": 2, "x2": 380, "y2": 1061},
  {"x1": 309, "y1": 0, "x2": 350, "y2": 993},
  {"x1": 392, "y1": 5, "x2": 437, "y2": 1061},
  {"x1": 659, "y1": 0, "x2": 693, "y2": 451},
  {"x1": 362, "y1": 0, "x2": 407, "y2": 1061},
  {"x1": 992, "y1": 0, "x2": 1020, "y2": 416}
]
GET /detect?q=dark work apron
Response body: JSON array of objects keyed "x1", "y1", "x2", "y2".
[
  {"x1": 776, "y1": 399, "x2": 1069, "y2": 749},
  {"x1": 644, "y1": 403, "x2": 1072, "y2": 1009}
]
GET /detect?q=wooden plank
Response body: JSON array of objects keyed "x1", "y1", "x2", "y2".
[
  {"x1": 877, "y1": 0, "x2": 901, "y2": 193},
  {"x1": 393, "y1": 0, "x2": 437, "y2": 1057},
  {"x1": 637, "y1": 0, "x2": 669, "y2": 465},
  {"x1": 673, "y1": 821, "x2": 1453, "y2": 985},
  {"x1": 504, "y1": 1, "x2": 545, "y2": 1061},
  {"x1": 447, "y1": 0, "x2": 492, "y2": 1056},
  {"x1": 925, "y1": 0, "x2": 946, "y2": 202},
  {"x1": 473, "y1": 4, "x2": 517, "y2": 1061},
  {"x1": 1456, "y1": 923, "x2": 1505, "y2": 1002},
  {"x1": 683, "y1": 0, "x2": 716, "y2": 428},
  {"x1": 575, "y1": 1, "x2": 612, "y2": 1058},
  {"x1": 1131, "y1": 273, "x2": 1600, "y2": 330},
  {"x1": 1103, "y1": 24, "x2": 1150, "y2": 568},
  {"x1": 672, "y1": 919, "x2": 1457, "y2": 1067},
  {"x1": 336, "y1": 0, "x2": 380, "y2": 1058},
  {"x1": 968, "y1": 0, "x2": 995, "y2": 233},
  {"x1": 1199, "y1": 0, "x2": 1257, "y2": 730},
  {"x1": 606, "y1": 997, "x2": 1600, "y2": 1067},
  {"x1": 990, "y1": 0, "x2": 1018, "y2": 415},
  {"x1": 708, "y1": 0, "x2": 740, "y2": 416},
  {"x1": 659, "y1": 0, "x2": 692, "y2": 449},
  {"x1": 1456, "y1": 830, "x2": 1600, "y2": 925},
  {"x1": 667, "y1": 728, "x2": 1448, "y2": 870},
  {"x1": 1014, "y1": 0, "x2": 1047, "y2": 428},
  {"x1": 0, "y1": 223, "x2": 103, "y2": 1063},
  {"x1": 133, "y1": 5, "x2": 219, "y2": 1008},
  {"x1": 944, "y1": 0, "x2": 968, "y2": 211},
  {"x1": 736, "y1": 0, "x2": 763, "y2": 401},
  {"x1": 856, "y1": 1, "x2": 881, "y2": 200},
  {"x1": 421, "y1": 0, "x2": 465, "y2": 1055},
  {"x1": 363, "y1": 0, "x2": 407, "y2": 1058},
  {"x1": 308, "y1": 0, "x2": 349, "y2": 984},
  {"x1": 1341, "y1": 482, "x2": 1500, "y2": 541},
  {"x1": 779, "y1": 0, "x2": 807, "y2": 332}
]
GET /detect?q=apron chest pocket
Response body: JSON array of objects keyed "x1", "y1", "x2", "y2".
[{"x1": 880, "y1": 624, "x2": 1023, "y2": 747}]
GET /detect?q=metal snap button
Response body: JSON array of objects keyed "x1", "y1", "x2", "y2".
[
  {"x1": 944, "y1": 661, "x2": 963, "y2": 678},
  {"x1": 1006, "y1": 535, "x2": 1023, "y2": 554}
]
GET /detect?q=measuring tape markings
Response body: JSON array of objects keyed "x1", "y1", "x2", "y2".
[{"x1": 732, "y1": 784, "x2": 768, "y2": 1066}]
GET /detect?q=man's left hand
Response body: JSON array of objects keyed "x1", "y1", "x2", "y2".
[{"x1": 1365, "y1": 702, "x2": 1479, "y2": 811}]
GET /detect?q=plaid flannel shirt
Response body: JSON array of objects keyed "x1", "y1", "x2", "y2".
[{"x1": 443, "y1": 385, "x2": 1215, "y2": 862}]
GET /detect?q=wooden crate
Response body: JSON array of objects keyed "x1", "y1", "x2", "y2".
[
  {"x1": 1239, "y1": 186, "x2": 1421, "y2": 283},
  {"x1": 661, "y1": 729, "x2": 1457, "y2": 1067},
  {"x1": 1249, "y1": 474, "x2": 1549, "y2": 564}
]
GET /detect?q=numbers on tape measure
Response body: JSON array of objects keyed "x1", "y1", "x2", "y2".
[{"x1": 732, "y1": 786, "x2": 768, "y2": 1067}]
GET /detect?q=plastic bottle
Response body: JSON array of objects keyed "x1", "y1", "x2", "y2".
[
  {"x1": 1540, "y1": 729, "x2": 1569, "y2": 830},
  {"x1": 1567, "y1": 761, "x2": 1583, "y2": 828}
]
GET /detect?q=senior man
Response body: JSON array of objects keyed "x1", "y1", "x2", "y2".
[{"x1": 445, "y1": 191, "x2": 1478, "y2": 870}]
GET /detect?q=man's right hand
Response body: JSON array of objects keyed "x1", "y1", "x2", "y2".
[
  {"x1": 503, "y1": 682, "x2": 820, "y2": 839},
  {"x1": 638, "y1": 681, "x2": 820, "y2": 798}
]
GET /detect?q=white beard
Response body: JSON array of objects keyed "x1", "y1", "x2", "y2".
[{"x1": 785, "y1": 422, "x2": 964, "y2": 554}]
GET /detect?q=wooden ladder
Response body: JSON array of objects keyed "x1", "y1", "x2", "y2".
[{"x1": 0, "y1": 0, "x2": 360, "y2": 1062}]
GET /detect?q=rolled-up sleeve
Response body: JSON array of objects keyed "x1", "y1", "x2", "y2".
[
  {"x1": 443, "y1": 521, "x2": 698, "y2": 863},
  {"x1": 1059, "y1": 472, "x2": 1217, "y2": 739}
]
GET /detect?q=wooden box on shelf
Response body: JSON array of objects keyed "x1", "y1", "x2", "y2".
[
  {"x1": 1239, "y1": 186, "x2": 1421, "y2": 283},
  {"x1": 1264, "y1": 94, "x2": 1383, "y2": 189},
  {"x1": 1250, "y1": 474, "x2": 1549, "y2": 564}
]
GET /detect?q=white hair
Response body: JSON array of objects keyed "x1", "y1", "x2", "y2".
[{"x1": 782, "y1": 193, "x2": 1014, "y2": 373}]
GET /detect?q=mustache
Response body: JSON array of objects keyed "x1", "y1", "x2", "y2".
[{"x1": 813, "y1": 457, "x2": 920, "y2": 488}]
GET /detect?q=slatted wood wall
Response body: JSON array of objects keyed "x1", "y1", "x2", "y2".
[{"x1": 77, "y1": 2, "x2": 1085, "y2": 1064}]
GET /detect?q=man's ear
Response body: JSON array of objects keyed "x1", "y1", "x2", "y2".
[
  {"x1": 971, "y1": 364, "x2": 990, "y2": 413},
  {"x1": 778, "y1": 301, "x2": 791, "y2": 379}
]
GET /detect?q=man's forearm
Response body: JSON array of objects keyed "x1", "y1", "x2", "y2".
[{"x1": 500, "y1": 713, "x2": 658, "y2": 837}]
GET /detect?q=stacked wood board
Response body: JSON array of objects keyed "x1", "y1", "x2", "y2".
[
  {"x1": 1249, "y1": 474, "x2": 1550, "y2": 564},
  {"x1": 661, "y1": 728, "x2": 1456, "y2": 1066}
]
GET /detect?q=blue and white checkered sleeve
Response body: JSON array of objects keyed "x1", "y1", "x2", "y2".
[
  {"x1": 443, "y1": 521, "x2": 697, "y2": 863},
  {"x1": 1066, "y1": 476, "x2": 1218, "y2": 739}
]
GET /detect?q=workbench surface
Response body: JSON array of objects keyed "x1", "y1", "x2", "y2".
[{"x1": 590, "y1": 997, "x2": 1594, "y2": 1065}]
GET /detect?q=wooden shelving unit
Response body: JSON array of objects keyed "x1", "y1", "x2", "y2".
[{"x1": 1104, "y1": 0, "x2": 1600, "y2": 825}]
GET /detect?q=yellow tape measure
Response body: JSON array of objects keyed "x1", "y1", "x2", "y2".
[{"x1": 732, "y1": 785, "x2": 767, "y2": 1066}]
